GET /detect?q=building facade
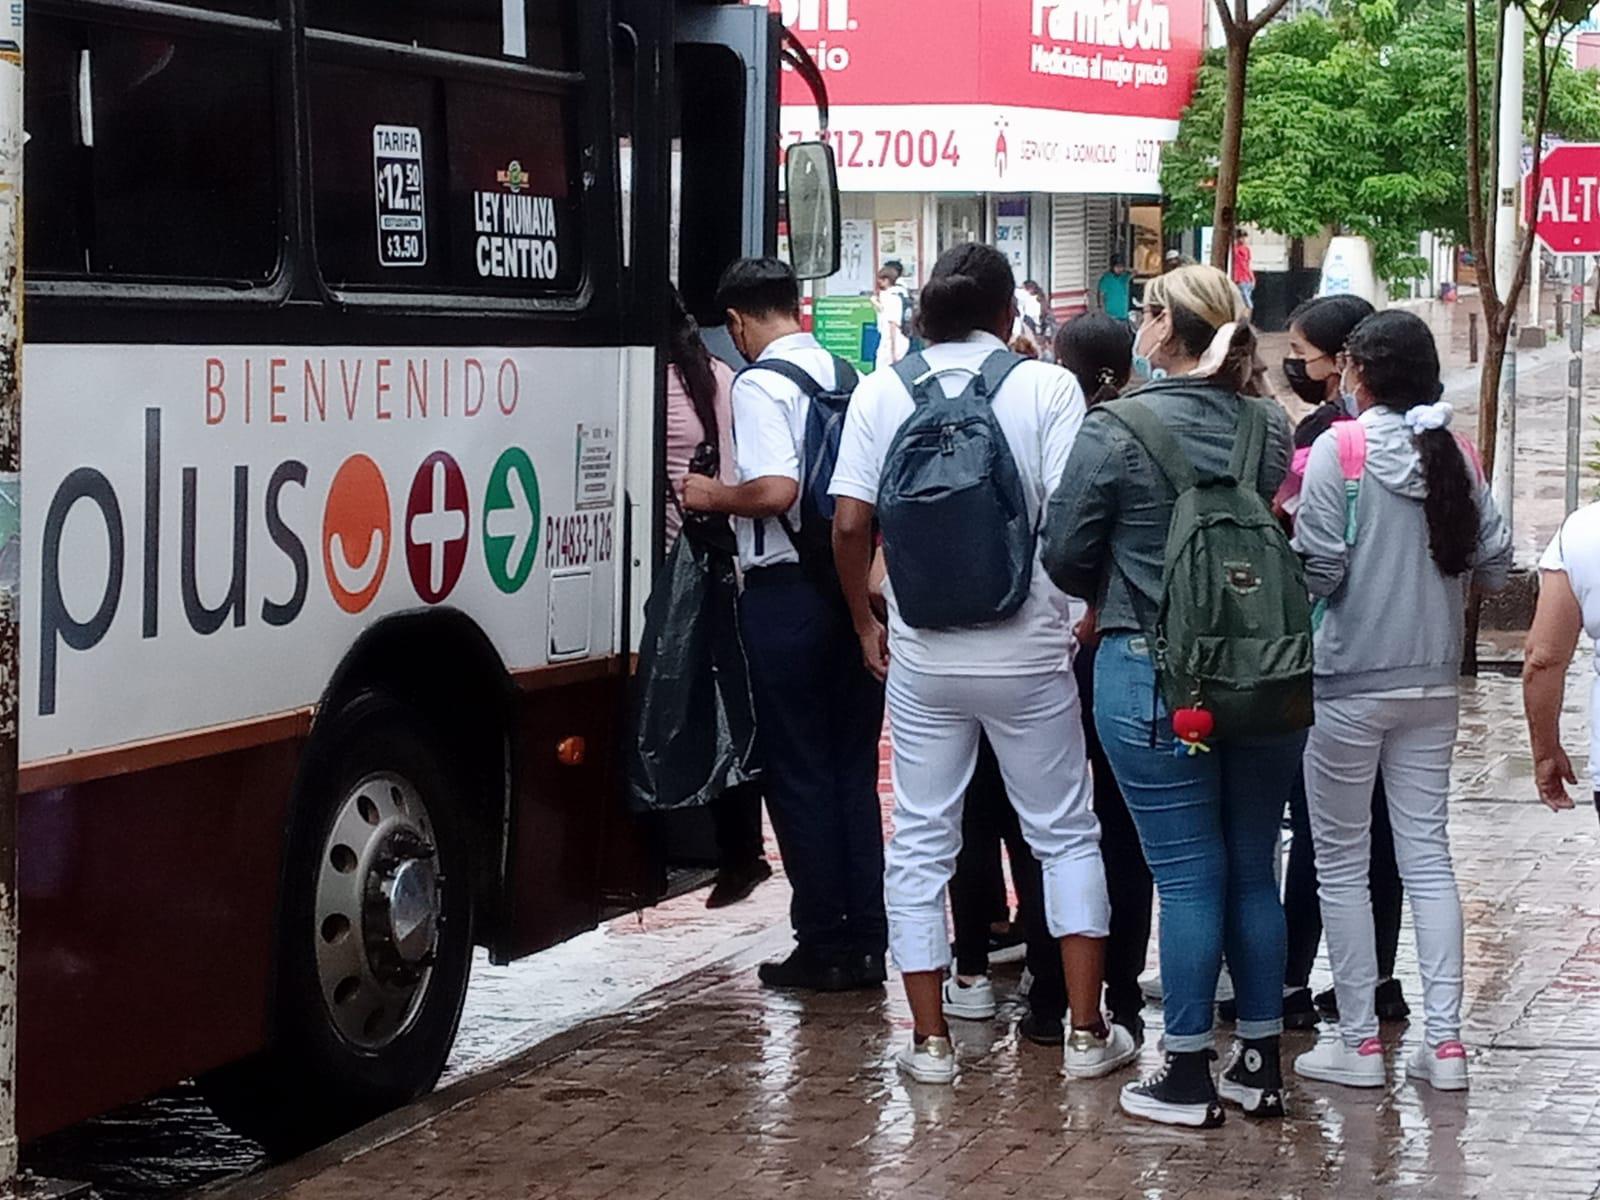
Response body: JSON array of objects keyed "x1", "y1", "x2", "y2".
[{"x1": 764, "y1": 0, "x2": 1207, "y2": 317}]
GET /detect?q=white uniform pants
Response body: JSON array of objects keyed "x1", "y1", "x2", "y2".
[
  {"x1": 1303, "y1": 692, "x2": 1463, "y2": 1047},
  {"x1": 884, "y1": 664, "x2": 1109, "y2": 973}
]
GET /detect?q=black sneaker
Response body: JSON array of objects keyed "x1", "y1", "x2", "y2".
[
  {"x1": 853, "y1": 951, "x2": 888, "y2": 988},
  {"x1": 1120, "y1": 1050, "x2": 1225, "y2": 1129},
  {"x1": 758, "y1": 949, "x2": 852, "y2": 992},
  {"x1": 705, "y1": 859, "x2": 773, "y2": 910},
  {"x1": 1283, "y1": 987, "x2": 1319, "y2": 1031},
  {"x1": 1218, "y1": 998, "x2": 1237, "y2": 1024},
  {"x1": 1218, "y1": 1037, "x2": 1285, "y2": 1119},
  {"x1": 1315, "y1": 981, "x2": 1411, "y2": 1023},
  {"x1": 1018, "y1": 1010, "x2": 1065, "y2": 1047},
  {"x1": 1375, "y1": 978, "x2": 1411, "y2": 1022}
]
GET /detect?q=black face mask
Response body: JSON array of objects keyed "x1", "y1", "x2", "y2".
[{"x1": 1282, "y1": 356, "x2": 1329, "y2": 407}]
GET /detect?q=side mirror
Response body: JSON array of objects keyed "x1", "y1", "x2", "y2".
[{"x1": 785, "y1": 140, "x2": 840, "y2": 281}]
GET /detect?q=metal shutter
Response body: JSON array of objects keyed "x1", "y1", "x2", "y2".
[{"x1": 1050, "y1": 194, "x2": 1088, "y2": 311}]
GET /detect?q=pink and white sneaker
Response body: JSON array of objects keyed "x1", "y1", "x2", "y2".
[
  {"x1": 1406, "y1": 1040, "x2": 1469, "y2": 1091},
  {"x1": 1294, "y1": 1034, "x2": 1386, "y2": 1088}
]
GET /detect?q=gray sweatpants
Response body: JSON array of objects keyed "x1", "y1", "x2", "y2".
[{"x1": 1303, "y1": 691, "x2": 1464, "y2": 1048}]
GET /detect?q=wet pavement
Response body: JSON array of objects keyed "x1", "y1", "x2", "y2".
[{"x1": 203, "y1": 669, "x2": 1600, "y2": 1200}]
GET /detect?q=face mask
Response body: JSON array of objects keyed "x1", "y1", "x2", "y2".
[
  {"x1": 1339, "y1": 368, "x2": 1361, "y2": 415},
  {"x1": 1281, "y1": 357, "x2": 1328, "y2": 407},
  {"x1": 1131, "y1": 319, "x2": 1167, "y2": 383}
]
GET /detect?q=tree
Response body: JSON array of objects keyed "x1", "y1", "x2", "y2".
[
  {"x1": 1209, "y1": 0, "x2": 1298, "y2": 271},
  {"x1": 1163, "y1": 0, "x2": 1600, "y2": 282},
  {"x1": 1465, "y1": 0, "x2": 1592, "y2": 491}
]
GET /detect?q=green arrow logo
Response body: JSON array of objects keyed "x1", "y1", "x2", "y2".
[{"x1": 483, "y1": 447, "x2": 541, "y2": 593}]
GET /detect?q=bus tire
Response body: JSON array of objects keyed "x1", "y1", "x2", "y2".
[{"x1": 204, "y1": 690, "x2": 475, "y2": 1155}]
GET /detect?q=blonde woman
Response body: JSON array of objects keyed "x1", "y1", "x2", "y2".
[{"x1": 1043, "y1": 265, "x2": 1297, "y2": 1129}]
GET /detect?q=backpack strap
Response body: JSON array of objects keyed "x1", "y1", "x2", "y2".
[
  {"x1": 1331, "y1": 420, "x2": 1367, "y2": 547},
  {"x1": 1099, "y1": 398, "x2": 1198, "y2": 494},
  {"x1": 891, "y1": 351, "x2": 936, "y2": 402},
  {"x1": 739, "y1": 357, "x2": 823, "y2": 398},
  {"x1": 976, "y1": 349, "x2": 1030, "y2": 400},
  {"x1": 1229, "y1": 398, "x2": 1270, "y2": 489}
]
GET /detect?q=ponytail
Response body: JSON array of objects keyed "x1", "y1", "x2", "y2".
[{"x1": 1415, "y1": 427, "x2": 1478, "y2": 577}]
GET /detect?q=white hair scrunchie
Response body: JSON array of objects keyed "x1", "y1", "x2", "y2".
[
  {"x1": 1404, "y1": 400, "x2": 1454, "y2": 434},
  {"x1": 1195, "y1": 321, "x2": 1239, "y2": 376}
]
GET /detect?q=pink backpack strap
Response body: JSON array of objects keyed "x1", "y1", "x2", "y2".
[
  {"x1": 1453, "y1": 432, "x2": 1485, "y2": 483},
  {"x1": 1333, "y1": 420, "x2": 1367, "y2": 481}
]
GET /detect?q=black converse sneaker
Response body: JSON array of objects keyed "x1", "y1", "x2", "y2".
[
  {"x1": 1218, "y1": 1037, "x2": 1285, "y2": 1118},
  {"x1": 1119, "y1": 1049, "x2": 1225, "y2": 1129}
]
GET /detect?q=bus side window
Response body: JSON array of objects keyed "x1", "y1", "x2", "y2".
[
  {"x1": 25, "y1": 16, "x2": 280, "y2": 283},
  {"x1": 306, "y1": 1, "x2": 575, "y2": 70}
]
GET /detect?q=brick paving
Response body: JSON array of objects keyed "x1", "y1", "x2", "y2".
[{"x1": 223, "y1": 671, "x2": 1600, "y2": 1200}]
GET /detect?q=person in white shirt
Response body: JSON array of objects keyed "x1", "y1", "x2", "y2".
[
  {"x1": 830, "y1": 243, "x2": 1138, "y2": 1086},
  {"x1": 873, "y1": 262, "x2": 910, "y2": 369},
  {"x1": 1525, "y1": 502, "x2": 1600, "y2": 819},
  {"x1": 683, "y1": 258, "x2": 887, "y2": 993}
]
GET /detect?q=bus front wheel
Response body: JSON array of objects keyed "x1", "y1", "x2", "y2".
[{"x1": 205, "y1": 690, "x2": 475, "y2": 1155}]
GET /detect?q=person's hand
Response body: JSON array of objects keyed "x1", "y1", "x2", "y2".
[
  {"x1": 681, "y1": 474, "x2": 724, "y2": 514},
  {"x1": 1073, "y1": 607, "x2": 1100, "y2": 650},
  {"x1": 857, "y1": 619, "x2": 889, "y2": 683},
  {"x1": 1535, "y1": 747, "x2": 1579, "y2": 812}
]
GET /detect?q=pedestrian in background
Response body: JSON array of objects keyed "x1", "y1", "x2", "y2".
[
  {"x1": 1273, "y1": 294, "x2": 1410, "y2": 1031},
  {"x1": 1232, "y1": 230, "x2": 1256, "y2": 314},
  {"x1": 683, "y1": 258, "x2": 886, "y2": 991},
  {"x1": 874, "y1": 262, "x2": 911, "y2": 369},
  {"x1": 1291, "y1": 310, "x2": 1510, "y2": 1093},
  {"x1": 1044, "y1": 265, "x2": 1297, "y2": 1129},
  {"x1": 662, "y1": 286, "x2": 772, "y2": 908},
  {"x1": 1096, "y1": 256, "x2": 1133, "y2": 322},
  {"x1": 1525, "y1": 502, "x2": 1600, "y2": 820},
  {"x1": 832, "y1": 243, "x2": 1137, "y2": 1086}
]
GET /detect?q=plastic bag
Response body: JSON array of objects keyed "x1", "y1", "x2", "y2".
[{"x1": 628, "y1": 512, "x2": 759, "y2": 811}]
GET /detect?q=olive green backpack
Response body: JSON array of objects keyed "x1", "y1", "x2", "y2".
[{"x1": 1101, "y1": 396, "x2": 1315, "y2": 739}]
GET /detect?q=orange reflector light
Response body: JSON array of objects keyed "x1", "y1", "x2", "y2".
[{"x1": 556, "y1": 736, "x2": 586, "y2": 767}]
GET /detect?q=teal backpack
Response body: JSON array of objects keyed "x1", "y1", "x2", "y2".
[{"x1": 1101, "y1": 396, "x2": 1314, "y2": 739}]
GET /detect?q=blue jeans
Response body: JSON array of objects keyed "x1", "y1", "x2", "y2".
[{"x1": 1093, "y1": 634, "x2": 1301, "y2": 1050}]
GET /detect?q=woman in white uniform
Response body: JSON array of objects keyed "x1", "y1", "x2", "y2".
[{"x1": 830, "y1": 242, "x2": 1139, "y2": 1086}]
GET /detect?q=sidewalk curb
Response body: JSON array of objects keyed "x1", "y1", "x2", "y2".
[{"x1": 201, "y1": 924, "x2": 791, "y2": 1200}]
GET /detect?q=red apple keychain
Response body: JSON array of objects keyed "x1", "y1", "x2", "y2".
[{"x1": 1172, "y1": 706, "x2": 1214, "y2": 756}]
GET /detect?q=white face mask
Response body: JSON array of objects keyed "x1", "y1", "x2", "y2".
[{"x1": 1131, "y1": 315, "x2": 1168, "y2": 382}]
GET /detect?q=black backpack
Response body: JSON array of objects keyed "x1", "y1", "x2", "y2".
[{"x1": 739, "y1": 354, "x2": 860, "y2": 589}]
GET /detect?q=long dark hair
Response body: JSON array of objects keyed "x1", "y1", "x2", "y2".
[
  {"x1": 1055, "y1": 312, "x2": 1133, "y2": 406},
  {"x1": 916, "y1": 243, "x2": 1014, "y2": 344},
  {"x1": 668, "y1": 285, "x2": 720, "y2": 443},
  {"x1": 1345, "y1": 310, "x2": 1477, "y2": 577}
]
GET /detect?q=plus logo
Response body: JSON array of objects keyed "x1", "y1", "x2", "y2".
[{"x1": 404, "y1": 451, "x2": 469, "y2": 604}]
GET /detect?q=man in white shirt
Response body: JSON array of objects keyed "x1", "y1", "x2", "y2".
[
  {"x1": 830, "y1": 242, "x2": 1134, "y2": 1086},
  {"x1": 683, "y1": 258, "x2": 887, "y2": 992}
]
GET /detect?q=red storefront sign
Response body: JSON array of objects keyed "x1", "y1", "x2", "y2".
[{"x1": 763, "y1": 0, "x2": 1207, "y2": 123}]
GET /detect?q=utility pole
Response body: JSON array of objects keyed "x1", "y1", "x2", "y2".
[
  {"x1": 1491, "y1": 3, "x2": 1526, "y2": 539},
  {"x1": 0, "y1": 3, "x2": 21, "y2": 1193},
  {"x1": 1570, "y1": 255, "x2": 1587, "y2": 515}
]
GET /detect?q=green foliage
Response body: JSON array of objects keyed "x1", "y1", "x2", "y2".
[{"x1": 1162, "y1": 0, "x2": 1600, "y2": 281}]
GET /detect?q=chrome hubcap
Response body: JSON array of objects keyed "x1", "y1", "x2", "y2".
[{"x1": 313, "y1": 771, "x2": 442, "y2": 1050}]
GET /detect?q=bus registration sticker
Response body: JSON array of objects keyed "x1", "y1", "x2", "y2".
[{"x1": 373, "y1": 124, "x2": 427, "y2": 268}]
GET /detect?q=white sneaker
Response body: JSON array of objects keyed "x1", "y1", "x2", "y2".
[
  {"x1": 942, "y1": 975, "x2": 998, "y2": 1020},
  {"x1": 1064, "y1": 1021, "x2": 1141, "y2": 1079},
  {"x1": 896, "y1": 1035, "x2": 957, "y2": 1084},
  {"x1": 1294, "y1": 1034, "x2": 1387, "y2": 1088},
  {"x1": 1406, "y1": 1040, "x2": 1469, "y2": 1091}
]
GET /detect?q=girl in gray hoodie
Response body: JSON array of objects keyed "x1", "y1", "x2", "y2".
[{"x1": 1291, "y1": 310, "x2": 1511, "y2": 1094}]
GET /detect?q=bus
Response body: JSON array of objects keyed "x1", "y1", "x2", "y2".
[{"x1": 18, "y1": 0, "x2": 837, "y2": 1152}]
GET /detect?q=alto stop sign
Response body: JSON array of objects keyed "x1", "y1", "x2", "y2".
[{"x1": 1528, "y1": 143, "x2": 1600, "y2": 254}]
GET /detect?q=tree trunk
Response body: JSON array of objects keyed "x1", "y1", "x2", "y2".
[
  {"x1": 1476, "y1": 320, "x2": 1507, "y2": 485},
  {"x1": 1210, "y1": 33, "x2": 1247, "y2": 271}
]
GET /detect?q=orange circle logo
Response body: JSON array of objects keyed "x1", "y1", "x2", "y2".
[{"x1": 322, "y1": 454, "x2": 391, "y2": 614}]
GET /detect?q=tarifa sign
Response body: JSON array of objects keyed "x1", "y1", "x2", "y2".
[{"x1": 23, "y1": 344, "x2": 623, "y2": 761}]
